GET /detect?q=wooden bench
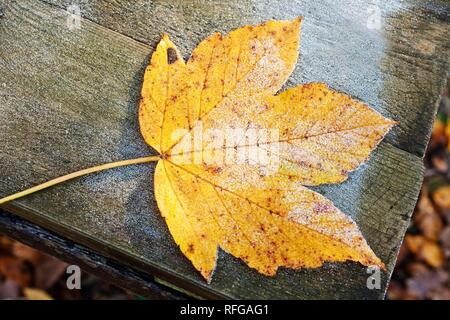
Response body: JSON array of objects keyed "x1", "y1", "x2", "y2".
[{"x1": 0, "y1": 0, "x2": 449, "y2": 299}]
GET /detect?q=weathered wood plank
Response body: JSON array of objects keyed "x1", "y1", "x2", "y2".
[
  {"x1": 0, "y1": 210, "x2": 187, "y2": 300},
  {"x1": 0, "y1": 0, "x2": 440, "y2": 298},
  {"x1": 43, "y1": 0, "x2": 450, "y2": 157}
]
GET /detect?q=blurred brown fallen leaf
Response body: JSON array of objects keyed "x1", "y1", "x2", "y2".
[
  {"x1": 416, "y1": 189, "x2": 437, "y2": 216},
  {"x1": 2, "y1": 238, "x2": 67, "y2": 290},
  {"x1": 0, "y1": 256, "x2": 31, "y2": 287},
  {"x1": 414, "y1": 209, "x2": 443, "y2": 241},
  {"x1": 431, "y1": 156, "x2": 449, "y2": 173},
  {"x1": 23, "y1": 287, "x2": 53, "y2": 300},
  {"x1": 432, "y1": 185, "x2": 450, "y2": 211},
  {"x1": 12, "y1": 242, "x2": 44, "y2": 265},
  {"x1": 405, "y1": 235, "x2": 425, "y2": 255},
  {"x1": 430, "y1": 120, "x2": 446, "y2": 150},
  {"x1": 404, "y1": 235, "x2": 444, "y2": 268},
  {"x1": 417, "y1": 240, "x2": 445, "y2": 268}
]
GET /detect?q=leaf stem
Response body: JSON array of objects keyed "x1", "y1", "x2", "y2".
[{"x1": 0, "y1": 155, "x2": 161, "y2": 204}]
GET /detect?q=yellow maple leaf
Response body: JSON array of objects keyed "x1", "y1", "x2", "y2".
[{"x1": 139, "y1": 17, "x2": 395, "y2": 281}]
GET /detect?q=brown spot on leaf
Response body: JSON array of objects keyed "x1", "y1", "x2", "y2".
[
  {"x1": 167, "y1": 47, "x2": 178, "y2": 64},
  {"x1": 204, "y1": 165, "x2": 223, "y2": 174}
]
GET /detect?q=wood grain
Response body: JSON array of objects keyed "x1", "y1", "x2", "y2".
[{"x1": 0, "y1": 0, "x2": 447, "y2": 298}]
